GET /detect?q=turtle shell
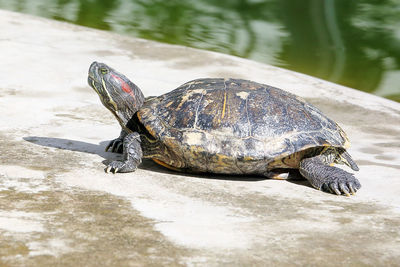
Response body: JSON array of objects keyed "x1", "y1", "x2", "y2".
[{"x1": 137, "y1": 78, "x2": 349, "y2": 174}]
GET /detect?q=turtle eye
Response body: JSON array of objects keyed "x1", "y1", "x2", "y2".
[{"x1": 100, "y1": 68, "x2": 108, "y2": 75}]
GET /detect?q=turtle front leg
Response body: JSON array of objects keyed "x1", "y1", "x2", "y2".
[
  {"x1": 106, "y1": 132, "x2": 143, "y2": 173},
  {"x1": 105, "y1": 129, "x2": 128, "y2": 153},
  {"x1": 299, "y1": 156, "x2": 361, "y2": 196}
]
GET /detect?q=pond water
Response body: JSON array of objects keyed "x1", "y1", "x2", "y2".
[{"x1": 1, "y1": 0, "x2": 399, "y2": 102}]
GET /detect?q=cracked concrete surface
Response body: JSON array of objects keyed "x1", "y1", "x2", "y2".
[{"x1": 0, "y1": 9, "x2": 400, "y2": 266}]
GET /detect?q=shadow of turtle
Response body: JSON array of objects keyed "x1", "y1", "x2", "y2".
[
  {"x1": 23, "y1": 136, "x2": 167, "y2": 172},
  {"x1": 23, "y1": 136, "x2": 285, "y2": 182},
  {"x1": 24, "y1": 136, "x2": 111, "y2": 159}
]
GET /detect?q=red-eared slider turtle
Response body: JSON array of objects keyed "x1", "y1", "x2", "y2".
[{"x1": 88, "y1": 62, "x2": 361, "y2": 196}]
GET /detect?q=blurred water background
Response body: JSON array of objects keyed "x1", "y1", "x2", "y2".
[{"x1": 1, "y1": 0, "x2": 399, "y2": 102}]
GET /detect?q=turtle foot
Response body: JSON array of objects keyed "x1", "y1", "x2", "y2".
[
  {"x1": 319, "y1": 169, "x2": 361, "y2": 196},
  {"x1": 105, "y1": 132, "x2": 143, "y2": 173},
  {"x1": 300, "y1": 156, "x2": 361, "y2": 196},
  {"x1": 105, "y1": 160, "x2": 138, "y2": 173}
]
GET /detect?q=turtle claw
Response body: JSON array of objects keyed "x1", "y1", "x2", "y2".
[
  {"x1": 323, "y1": 178, "x2": 360, "y2": 196},
  {"x1": 116, "y1": 143, "x2": 123, "y2": 153},
  {"x1": 105, "y1": 138, "x2": 124, "y2": 153},
  {"x1": 349, "y1": 184, "x2": 356, "y2": 195},
  {"x1": 339, "y1": 183, "x2": 351, "y2": 197},
  {"x1": 329, "y1": 183, "x2": 341, "y2": 195},
  {"x1": 343, "y1": 189, "x2": 351, "y2": 197},
  {"x1": 106, "y1": 166, "x2": 112, "y2": 173},
  {"x1": 105, "y1": 144, "x2": 111, "y2": 152},
  {"x1": 104, "y1": 160, "x2": 139, "y2": 173},
  {"x1": 105, "y1": 160, "x2": 125, "y2": 173},
  {"x1": 105, "y1": 141, "x2": 114, "y2": 152}
]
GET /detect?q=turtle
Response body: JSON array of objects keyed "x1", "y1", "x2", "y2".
[{"x1": 87, "y1": 61, "x2": 361, "y2": 196}]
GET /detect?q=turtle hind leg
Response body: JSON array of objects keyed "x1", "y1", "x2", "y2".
[
  {"x1": 299, "y1": 156, "x2": 361, "y2": 196},
  {"x1": 106, "y1": 132, "x2": 142, "y2": 173}
]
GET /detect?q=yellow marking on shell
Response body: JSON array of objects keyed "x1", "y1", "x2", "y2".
[
  {"x1": 217, "y1": 79, "x2": 228, "y2": 124},
  {"x1": 152, "y1": 159, "x2": 181, "y2": 172},
  {"x1": 329, "y1": 163, "x2": 335, "y2": 166},
  {"x1": 221, "y1": 90, "x2": 227, "y2": 121},
  {"x1": 244, "y1": 156, "x2": 254, "y2": 161},
  {"x1": 236, "y1": 91, "x2": 249, "y2": 100},
  {"x1": 215, "y1": 154, "x2": 230, "y2": 167},
  {"x1": 165, "y1": 101, "x2": 174, "y2": 108},
  {"x1": 177, "y1": 96, "x2": 189, "y2": 110}
]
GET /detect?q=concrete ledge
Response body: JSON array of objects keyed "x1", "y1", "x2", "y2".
[{"x1": 0, "y1": 10, "x2": 399, "y2": 266}]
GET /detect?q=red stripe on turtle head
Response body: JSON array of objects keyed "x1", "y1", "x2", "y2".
[
  {"x1": 111, "y1": 73, "x2": 136, "y2": 99},
  {"x1": 111, "y1": 73, "x2": 137, "y2": 106}
]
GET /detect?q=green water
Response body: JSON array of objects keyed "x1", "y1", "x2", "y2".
[{"x1": 1, "y1": 0, "x2": 399, "y2": 102}]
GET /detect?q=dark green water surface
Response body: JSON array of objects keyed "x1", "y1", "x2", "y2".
[{"x1": 1, "y1": 0, "x2": 399, "y2": 101}]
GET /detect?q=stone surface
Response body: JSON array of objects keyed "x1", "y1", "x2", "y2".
[{"x1": 1, "y1": 9, "x2": 400, "y2": 266}]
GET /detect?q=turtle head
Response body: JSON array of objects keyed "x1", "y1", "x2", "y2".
[{"x1": 88, "y1": 62, "x2": 145, "y2": 127}]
